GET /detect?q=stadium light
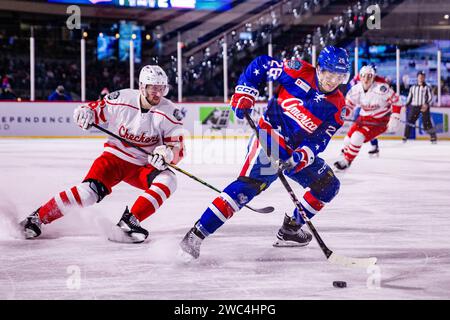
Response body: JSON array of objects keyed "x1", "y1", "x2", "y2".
[{"x1": 444, "y1": 14, "x2": 449, "y2": 20}]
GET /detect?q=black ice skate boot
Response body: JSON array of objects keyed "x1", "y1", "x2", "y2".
[
  {"x1": 368, "y1": 145, "x2": 380, "y2": 157},
  {"x1": 108, "y1": 206, "x2": 149, "y2": 243},
  {"x1": 178, "y1": 226, "x2": 205, "y2": 262},
  {"x1": 20, "y1": 209, "x2": 43, "y2": 239},
  {"x1": 273, "y1": 214, "x2": 312, "y2": 247},
  {"x1": 334, "y1": 158, "x2": 351, "y2": 171}
]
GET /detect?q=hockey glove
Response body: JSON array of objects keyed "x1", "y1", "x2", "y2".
[
  {"x1": 73, "y1": 106, "x2": 95, "y2": 130},
  {"x1": 148, "y1": 145, "x2": 174, "y2": 170},
  {"x1": 230, "y1": 85, "x2": 258, "y2": 119},
  {"x1": 279, "y1": 147, "x2": 314, "y2": 173},
  {"x1": 387, "y1": 113, "x2": 401, "y2": 133}
]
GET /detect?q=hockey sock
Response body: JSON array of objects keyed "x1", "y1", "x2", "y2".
[
  {"x1": 38, "y1": 183, "x2": 98, "y2": 224},
  {"x1": 196, "y1": 192, "x2": 240, "y2": 237},
  {"x1": 343, "y1": 131, "x2": 365, "y2": 163},
  {"x1": 131, "y1": 182, "x2": 172, "y2": 222},
  {"x1": 291, "y1": 191, "x2": 324, "y2": 225}
]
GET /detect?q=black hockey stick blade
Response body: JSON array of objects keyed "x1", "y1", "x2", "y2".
[{"x1": 244, "y1": 204, "x2": 274, "y2": 214}]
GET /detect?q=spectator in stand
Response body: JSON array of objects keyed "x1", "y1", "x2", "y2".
[
  {"x1": 48, "y1": 85, "x2": 72, "y2": 101},
  {"x1": 0, "y1": 84, "x2": 18, "y2": 100}
]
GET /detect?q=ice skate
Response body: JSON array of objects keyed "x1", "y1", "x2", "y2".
[
  {"x1": 108, "y1": 206, "x2": 149, "y2": 243},
  {"x1": 334, "y1": 158, "x2": 351, "y2": 171},
  {"x1": 368, "y1": 145, "x2": 379, "y2": 157},
  {"x1": 273, "y1": 214, "x2": 312, "y2": 247},
  {"x1": 178, "y1": 227, "x2": 204, "y2": 262},
  {"x1": 19, "y1": 209, "x2": 42, "y2": 239}
]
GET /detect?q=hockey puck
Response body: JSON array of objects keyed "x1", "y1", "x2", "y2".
[{"x1": 333, "y1": 281, "x2": 347, "y2": 288}]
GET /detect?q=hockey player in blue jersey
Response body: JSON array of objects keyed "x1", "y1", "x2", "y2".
[{"x1": 179, "y1": 46, "x2": 350, "y2": 260}]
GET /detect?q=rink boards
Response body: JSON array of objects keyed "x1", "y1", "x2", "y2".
[{"x1": 0, "y1": 101, "x2": 448, "y2": 139}]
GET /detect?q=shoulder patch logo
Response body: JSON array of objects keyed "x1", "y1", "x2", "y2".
[
  {"x1": 379, "y1": 85, "x2": 387, "y2": 93},
  {"x1": 287, "y1": 60, "x2": 302, "y2": 70},
  {"x1": 173, "y1": 108, "x2": 186, "y2": 121},
  {"x1": 107, "y1": 91, "x2": 120, "y2": 100},
  {"x1": 295, "y1": 79, "x2": 310, "y2": 93}
]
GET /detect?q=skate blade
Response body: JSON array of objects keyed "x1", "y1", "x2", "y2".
[
  {"x1": 107, "y1": 226, "x2": 147, "y2": 244},
  {"x1": 272, "y1": 239, "x2": 310, "y2": 247},
  {"x1": 176, "y1": 248, "x2": 197, "y2": 263},
  {"x1": 368, "y1": 153, "x2": 380, "y2": 158},
  {"x1": 23, "y1": 229, "x2": 38, "y2": 239}
]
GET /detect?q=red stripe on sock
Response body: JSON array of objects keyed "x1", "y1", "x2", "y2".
[
  {"x1": 131, "y1": 196, "x2": 156, "y2": 222},
  {"x1": 59, "y1": 191, "x2": 70, "y2": 205},
  {"x1": 348, "y1": 144, "x2": 361, "y2": 152},
  {"x1": 212, "y1": 197, "x2": 235, "y2": 219},
  {"x1": 152, "y1": 183, "x2": 171, "y2": 198},
  {"x1": 303, "y1": 191, "x2": 324, "y2": 211},
  {"x1": 70, "y1": 187, "x2": 83, "y2": 206},
  {"x1": 145, "y1": 189, "x2": 163, "y2": 207}
]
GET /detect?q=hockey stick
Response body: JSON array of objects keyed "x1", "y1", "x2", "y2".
[
  {"x1": 92, "y1": 124, "x2": 274, "y2": 214},
  {"x1": 343, "y1": 117, "x2": 432, "y2": 131},
  {"x1": 244, "y1": 113, "x2": 377, "y2": 268}
]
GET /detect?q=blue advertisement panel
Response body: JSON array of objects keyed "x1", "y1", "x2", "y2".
[{"x1": 48, "y1": 0, "x2": 231, "y2": 10}]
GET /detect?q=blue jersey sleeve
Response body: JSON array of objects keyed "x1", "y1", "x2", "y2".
[{"x1": 237, "y1": 55, "x2": 282, "y2": 89}]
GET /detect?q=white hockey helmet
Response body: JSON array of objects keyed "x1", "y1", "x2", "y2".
[
  {"x1": 359, "y1": 65, "x2": 376, "y2": 77},
  {"x1": 139, "y1": 65, "x2": 169, "y2": 96}
]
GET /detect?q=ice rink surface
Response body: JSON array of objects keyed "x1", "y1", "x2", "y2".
[{"x1": 0, "y1": 137, "x2": 449, "y2": 300}]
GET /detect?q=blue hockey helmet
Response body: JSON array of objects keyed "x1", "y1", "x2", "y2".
[{"x1": 317, "y1": 46, "x2": 350, "y2": 89}]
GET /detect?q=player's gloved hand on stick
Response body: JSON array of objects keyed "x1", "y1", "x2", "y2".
[
  {"x1": 341, "y1": 105, "x2": 354, "y2": 121},
  {"x1": 230, "y1": 85, "x2": 258, "y2": 119},
  {"x1": 387, "y1": 112, "x2": 401, "y2": 132},
  {"x1": 148, "y1": 145, "x2": 174, "y2": 170},
  {"x1": 73, "y1": 106, "x2": 95, "y2": 130},
  {"x1": 278, "y1": 148, "x2": 312, "y2": 173}
]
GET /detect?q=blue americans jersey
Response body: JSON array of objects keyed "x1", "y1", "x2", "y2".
[{"x1": 236, "y1": 55, "x2": 346, "y2": 165}]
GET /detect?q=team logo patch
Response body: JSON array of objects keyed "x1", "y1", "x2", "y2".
[
  {"x1": 173, "y1": 108, "x2": 186, "y2": 121},
  {"x1": 379, "y1": 85, "x2": 387, "y2": 92},
  {"x1": 287, "y1": 60, "x2": 302, "y2": 70},
  {"x1": 107, "y1": 91, "x2": 120, "y2": 100},
  {"x1": 281, "y1": 98, "x2": 322, "y2": 134},
  {"x1": 237, "y1": 193, "x2": 248, "y2": 205}
]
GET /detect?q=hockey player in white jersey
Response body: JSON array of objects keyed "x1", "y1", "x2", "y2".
[
  {"x1": 334, "y1": 65, "x2": 402, "y2": 170},
  {"x1": 19, "y1": 65, "x2": 185, "y2": 243}
]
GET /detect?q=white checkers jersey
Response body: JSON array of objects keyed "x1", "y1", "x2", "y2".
[
  {"x1": 81, "y1": 89, "x2": 185, "y2": 166},
  {"x1": 345, "y1": 80, "x2": 402, "y2": 118}
]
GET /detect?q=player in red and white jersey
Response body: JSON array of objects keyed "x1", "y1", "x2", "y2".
[
  {"x1": 20, "y1": 65, "x2": 185, "y2": 243},
  {"x1": 334, "y1": 65, "x2": 402, "y2": 170}
]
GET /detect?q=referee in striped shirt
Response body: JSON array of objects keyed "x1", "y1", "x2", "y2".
[{"x1": 403, "y1": 71, "x2": 437, "y2": 143}]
